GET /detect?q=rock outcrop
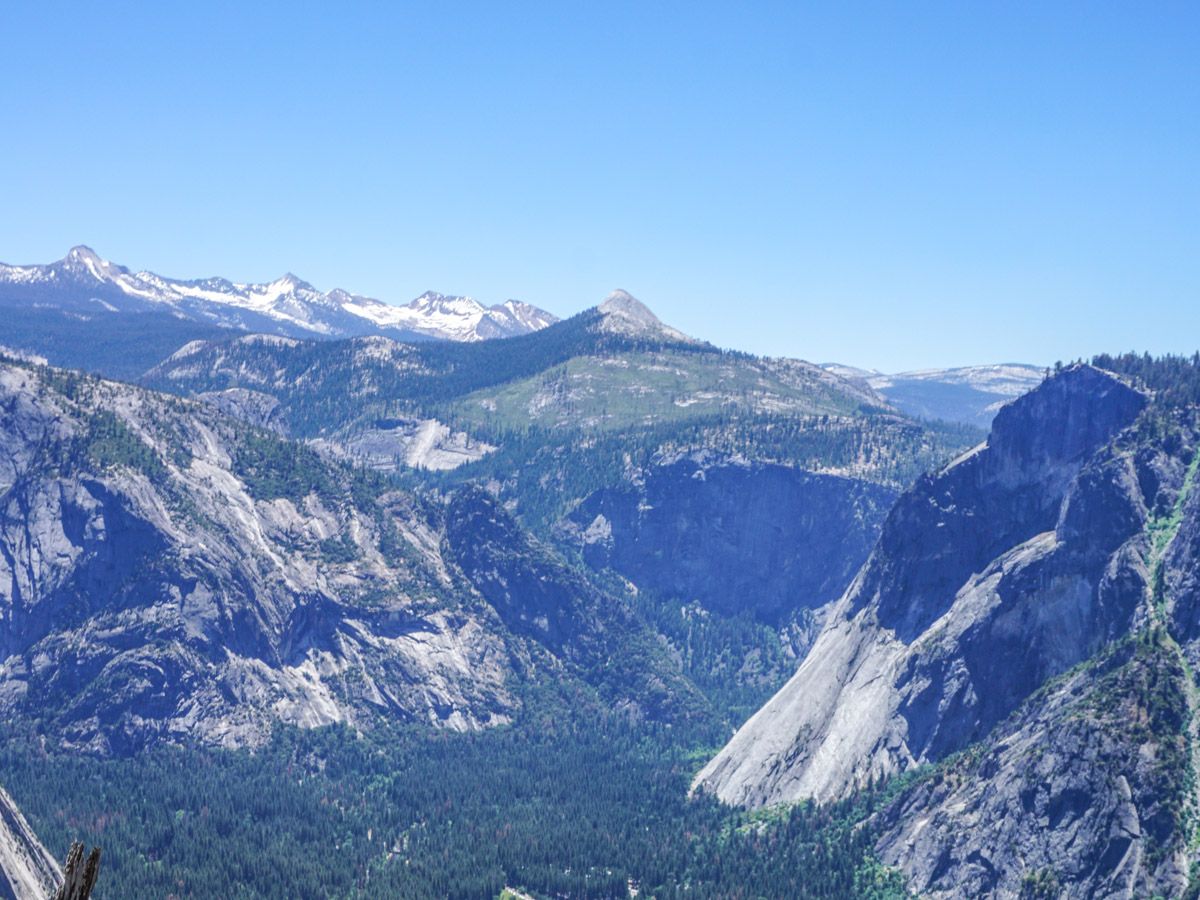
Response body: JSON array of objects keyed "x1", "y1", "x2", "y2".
[
  {"x1": 0, "y1": 360, "x2": 696, "y2": 754},
  {"x1": 874, "y1": 632, "x2": 1195, "y2": 899},
  {"x1": 691, "y1": 364, "x2": 1200, "y2": 896},
  {"x1": 0, "y1": 783, "x2": 60, "y2": 900},
  {"x1": 694, "y1": 366, "x2": 1149, "y2": 806}
]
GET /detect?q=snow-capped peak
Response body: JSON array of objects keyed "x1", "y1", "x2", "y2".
[
  {"x1": 408, "y1": 291, "x2": 486, "y2": 315},
  {"x1": 497, "y1": 299, "x2": 558, "y2": 332},
  {"x1": 66, "y1": 245, "x2": 103, "y2": 265},
  {"x1": 61, "y1": 244, "x2": 126, "y2": 281},
  {"x1": 0, "y1": 246, "x2": 559, "y2": 343}
]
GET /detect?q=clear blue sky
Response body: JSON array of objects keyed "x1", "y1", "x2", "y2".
[{"x1": 2, "y1": 2, "x2": 1196, "y2": 371}]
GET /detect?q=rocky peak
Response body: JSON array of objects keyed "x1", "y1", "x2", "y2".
[
  {"x1": 409, "y1": 291, "x2": 482, "y2": 313},
  {"x1": 598, "y1": 289, "x2": 660, "y2": 324},
  {"x1": 692, "y1": 365, "x2": 1152, "y2": 809},
  {"x1": 596, "y1": 290, "x2": 694, "y2": 343},
  {"x1": 497, "y1": 298, "x2": 558, "y2": 326},
  {"x1": 65, "y1": 245, "x2": 103, "y2": 265},
  {"x1": 268, "y1": 272, "x2": 317, "y2": 294},
  {"x1": 987, "y1": 364, "x2": 1145, "y2": 468},
  {"x1": 60, "y1": 245, "x2": 124, "y2": 281}
]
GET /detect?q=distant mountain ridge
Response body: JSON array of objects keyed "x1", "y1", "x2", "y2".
[
  {"x1": 143, "y1": 294, "x2": 897, "y2": 473},
  {"x1": 824, "y1": 362, "x2": 1045, "y2": 427},
  {"x1": 0, "y1": 246, "x2": 558, "y2": 343}
]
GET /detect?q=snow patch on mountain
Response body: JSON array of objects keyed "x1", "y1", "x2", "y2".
[
  {"x1": 870, "y1": 364, "x2": 1045, "y2": 396},
  {"x1": 823, "y1": 362, "x2": 1043, "y2": 396},
  {"x1": 0, "y1": 246, "x2": 559, "y2": 343},
  {"x1": 821, "y1": 362, "x2": 1045, "y2": 427}
]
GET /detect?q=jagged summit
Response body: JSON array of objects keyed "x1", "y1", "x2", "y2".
[
  {"x1": 598, "y1": 289, "x2": 659, "y2": 322},
  {"x1": 596, "y1": 289, "x2": 694, "y2": 343},
  {"x1": 65, "y1": 244, "x2": 103, "y2": 264},
  {"x1": 408, "y1": 291, "x2": 482, "y2": 313},
  {"x1": 0, "y1": 247, "x2": 558, "y2": 343},
  {"x1": 59, "y1": 244, "x2": 125, "y2": 280}
]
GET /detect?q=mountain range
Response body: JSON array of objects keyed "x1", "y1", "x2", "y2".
[
  {"x1": 824, "y1": 362, "x2": 1046, "y2": 427},
  {"x1": 0, "y1": 247, "x2": 557, "y2": 377},
  {"x1": 0, "y1": 245, "x2": 1048, "y2": 435},
  {"x1": 0, "y1": 290, "x2": 980, "y2": 751},
  {"x1": 3, "y1": 247, "x2": 1197, "y2": 897},
  {"x1": 0, "y1": 356, "x2": 712, "y2": 755}
]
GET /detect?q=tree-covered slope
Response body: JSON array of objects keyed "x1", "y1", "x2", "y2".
[{"x1": 143, "y1": 303, "x2": 886, "y2": 439}]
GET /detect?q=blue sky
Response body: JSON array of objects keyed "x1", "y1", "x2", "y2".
[{"x1": 2, "y1": 2, "x2": 1196, "y2": 371}]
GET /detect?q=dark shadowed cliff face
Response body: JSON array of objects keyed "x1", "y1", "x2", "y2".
[
  {"x1": 862, "y1": 365, "x2": 1149, "y2": 642},
  {"x1": 444, "y1": 488, "x2": 708, "y2": 723},
  {"x1": 691, "y1": 363, "x2": 1200, "y2": 896},
  {"x1": 563, "y1": 458, "x2": 897, "y2": 625}
]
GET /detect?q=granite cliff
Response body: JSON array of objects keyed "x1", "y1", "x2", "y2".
[
  {"x1": 0, "y1": 358, "x2": 700, "y2": 754},
  {"x1": 695, "y1": 363, "x2": 1200, "y2": 896}
]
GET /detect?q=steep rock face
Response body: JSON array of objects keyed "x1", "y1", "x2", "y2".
[
  {"x1": 0, "y1": 361, "x2": 697, "y2": 754},
  {"x1": 562, "y1": 457, "x2": 896, "y2": 624},
  {"x1": 0, "y1": 783, "x2": 60, "y2": 900},
  {"x1": 692, "y1": 366, "x2": 1149, "y2": 807},
  {"x1": 196, "y1": 388, "x2": 287, "y2": 435},
  {"x1": 874, "y1": 634, "x2": 1196, "y2": 899},
  {"x1": 0, "y1": 363, "x2": 515, "y2": 753},
  {"x1": 444, "y1": 488, "x2": 707, "y2": 723}
]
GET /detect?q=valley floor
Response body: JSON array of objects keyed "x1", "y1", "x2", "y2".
[{"x1": 0, "y1": 718, "x2": 909, "y2": 900}]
